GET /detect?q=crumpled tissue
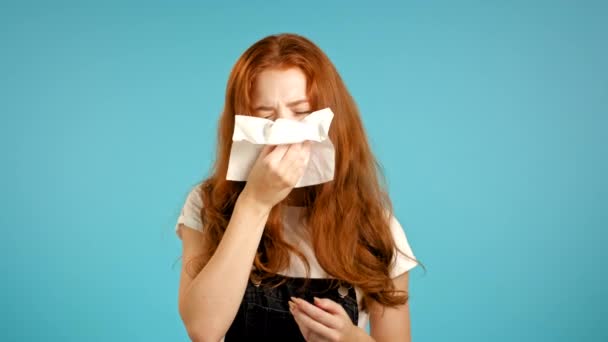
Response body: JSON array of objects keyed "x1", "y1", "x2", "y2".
[{"x1": 226, "y1": 107, "x2": 335, "y2": 187}]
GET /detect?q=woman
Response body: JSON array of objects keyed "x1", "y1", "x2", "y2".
[{"x1": 175, "y1": 33, "x2": 423, "y2": 341}]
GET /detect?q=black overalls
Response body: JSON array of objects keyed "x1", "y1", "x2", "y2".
[{"x1": 224, "y1": 274, "x2": 359, "y2": 340}]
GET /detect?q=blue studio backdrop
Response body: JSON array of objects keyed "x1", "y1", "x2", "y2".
[{"x1": 1, "y1": 1, "x2": 606, "y2": 341}]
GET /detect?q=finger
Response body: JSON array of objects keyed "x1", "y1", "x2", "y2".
[
  {"x1": 292, "y1": 297, "x2": 341, "y2": 329},
  {"x1": 284, "y1": 160, "x2": 310, "y2": 186},
  {"x1": 265, "y1": 144, "x2": 290, "y2": 166},
  {"x1": 279, "y1": 142, "x2": 303, "y2": 166},
  {"x1": 258, "y1": 144, "x2": 275, "y2": 158},
  {"x1": 290, "y1": 308, "x2": 310, "y2": 338},
  {"x1": 290, "y1": 302, "x2": 313, "y2": 339},
  {"x1": 282, "y1": 141, "x2": 311, "y2": 173},
  {"x1": 277, "y1": 143, "x2": 305, "y2": 181},
  {"x1": 302, "y1": 141, "x2": 312, "y2": 165},
  {"x1": 313, "y1": 297, "x2": 348, "y2": 316},
  {"x1": 290, "y1": 303, "x2": 338, "y2": 341},
  {"x1": 283, "y1": 159, "x2": 309, "y2": 187},
  {"x1": 303, "y1": 139, "x2": 312, "y2": 151}
]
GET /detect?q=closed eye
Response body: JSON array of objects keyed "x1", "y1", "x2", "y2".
[{"x1": 263, "y1": 111, "x2": 310, "y2": 119}]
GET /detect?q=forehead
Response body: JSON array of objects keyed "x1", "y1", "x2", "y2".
[{"x1": 251, "y1": 67, "x2": 307, "y2": 104}]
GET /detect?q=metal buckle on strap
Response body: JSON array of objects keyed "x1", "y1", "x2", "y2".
[{"x1": 338, "y1": 285, "x2": 349, "y2": 298}]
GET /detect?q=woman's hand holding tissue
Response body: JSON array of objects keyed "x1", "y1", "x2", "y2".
[{"x1": 240, "y1": 141, "x2": 312, "y2": 210}]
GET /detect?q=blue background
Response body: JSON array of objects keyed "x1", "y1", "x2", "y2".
[{"x1": 1, "y1": 1, "x2": 606, "y2": 341}]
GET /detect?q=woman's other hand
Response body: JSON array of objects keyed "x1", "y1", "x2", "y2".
[{"x1": 289, "y1": 297, "x2": 372, "y2": 342}]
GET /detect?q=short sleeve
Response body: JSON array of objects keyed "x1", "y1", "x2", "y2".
[
  {"x1": 175, "y1": 183, "x2": 204, "y2": 239},
  {"x1": 388, "y1": 215, "x2": 418, "y2": 278}
]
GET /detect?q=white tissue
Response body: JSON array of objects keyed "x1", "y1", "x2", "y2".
[{"x1": 226, "y1": 107, "x2": 335, "y2": 187}]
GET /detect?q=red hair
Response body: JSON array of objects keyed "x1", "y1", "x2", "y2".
[{"x1": 192, "y1": 33, "x2": 421, "y2": 311}]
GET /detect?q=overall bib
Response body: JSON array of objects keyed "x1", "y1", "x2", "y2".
[{"x1": 225, "y1": 274, "x2": 359, "y2": 340}]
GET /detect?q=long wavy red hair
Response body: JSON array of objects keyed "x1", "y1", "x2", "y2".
[{"x1": 190, "y1": 33, "x2": 421, "y2": 311}]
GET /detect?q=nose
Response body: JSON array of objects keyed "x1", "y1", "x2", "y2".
[{"x1": 276, "y1": 104, "x2": 297, "y2": 120}]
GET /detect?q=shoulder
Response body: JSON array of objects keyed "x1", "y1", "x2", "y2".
[
  {"x1": 388, "y1": 215, "x2": 411, "y2": 253},
  {"x1": 386, "y1": 212, "x2": 418, "y2": 278},
  {"x1": 185, "y1": 182, "x2": 204, "y2": 209},
  {"x1": 175, "y1": 182, "x2": 204, "y2": 239}
]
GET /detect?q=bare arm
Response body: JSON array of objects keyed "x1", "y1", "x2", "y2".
[
  {"x1": 369, "y1": 271, "x2": 412, "y2": 342},
  {"x1": 177, "y1": 141, "x2": 312, "y2": 341},
  {"x1": 178, "y1": 192, "x2": 270, "y2": 341}
]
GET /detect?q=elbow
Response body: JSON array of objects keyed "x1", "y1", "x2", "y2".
[
  {"x1": 184, "y1": 321, "x2": 224, "y2": 342},
  {"x1": 179, "y1": 298, "x2": 230, "y2": 342},
  {"x1": 179, "y1": 308, "x2": 224, "y2": 342},
  {"x1": 187, "y1": 329, "x2": 219, "y2": 342},
  {"x1": 186, "y1": 329, "x2": 203, "y2": 342}
]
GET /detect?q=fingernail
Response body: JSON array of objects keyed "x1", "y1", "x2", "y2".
[
  {"x1": 290, "y1": 296, "x2": 298, "y2": 303},
  {"x1": 313, "y1": 296, "x2": 320, "y2": 303},
  {"x1": 288, "y1": 301, "x2": 295, "y2": 310}
]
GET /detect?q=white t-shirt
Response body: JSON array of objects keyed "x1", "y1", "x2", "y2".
[{"x1": 175, "y1": 184, "x2": 418, "y2": 331}]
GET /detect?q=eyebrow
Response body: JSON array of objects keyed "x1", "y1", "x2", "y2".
[{"x1": 253, "y1": 98, "x2": 309, "y2": 111}]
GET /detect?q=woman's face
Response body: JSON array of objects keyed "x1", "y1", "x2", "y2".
[{"x1": 251, "y1": 67, "x2": 311, "y2": 121}]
